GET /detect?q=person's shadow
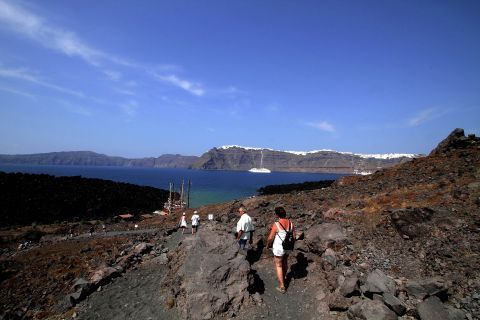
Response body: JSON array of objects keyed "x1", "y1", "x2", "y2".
[
  {"x1": 286, "y1": 252, "x2": 309, "y2": 288},
  {"x1": 246, "y1": 238, "x2": 265, "y2": 265}
]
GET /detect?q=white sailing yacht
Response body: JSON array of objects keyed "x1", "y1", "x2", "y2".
[{"x1": 249, "y1": 150, "x2": 271, "y2": 173}]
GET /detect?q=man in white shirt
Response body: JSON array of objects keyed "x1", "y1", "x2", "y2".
[
  {"x1": 191, "y1": 211, "x2": 200, "y2": 235},
  {"x1": 236, "y1": 207, "x2": 254, "y2": 250}
]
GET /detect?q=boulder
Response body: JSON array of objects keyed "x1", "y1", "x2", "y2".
[
  {"x1": 324, "y1": 208, "x2": 350, "y2": 220},
  {"x1": 390, "y1": 207, "x2": 435, "y2": 238},
  {"x1": 347, "y1": 299, "x2": 397, "y2": 320},
  {"x1": 417, "y1": 296, "x2": 449, "y2": 320},
  {"x1": 161, "y1": 224, "x2": 251, "y2": 319},
  {"x1": 406, "y1": 277, "x2": 448, "y2": 300},
  {"x1": 445, "y1": 305, "x2": 466, "y2": 320},
  {"x1": 66, "y1": 291, "x2": 83, "y2": 307},
  {"x1": 382, "y1": 292, "x2": 406, "y2": 316},
  {"x1": 322, "y1": 248, "x2": 337, "y2": 270},
  {"x1": 305, "y1": 223, "x2": 348, "y2": 254},
  {"x1": 340, "y1": 276, "x2": 360, "y2": 297},
  {"x1": 133, "y1": 242, "x2": 153, "y2": 254},
  {"x1": 362, "y1": 269, "x2": 396, "y2": 296},
  {"x1": 327, "y1": 292, "x2": 353, "y2": 311},
  {"x1": 72, "y1": 278, "x2": 91, "y2": 293},
  {"x1": 90, "y1": 266, "x2": 120, "y2": 286},
  {"x1": 151, "y1": 253, "x2": 168, "y2": 265}
]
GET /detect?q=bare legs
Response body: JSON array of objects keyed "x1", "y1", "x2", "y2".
[{"x1": 274, "y1": 255, "x2": 288, "y2": 290}]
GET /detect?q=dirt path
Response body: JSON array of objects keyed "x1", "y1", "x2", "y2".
[
  {"x1": 235, "y1": 251, "x2": 328, "y2": 320},
  {"x1": 77, "y1": 230, "x2": 185, "y2": 320}
]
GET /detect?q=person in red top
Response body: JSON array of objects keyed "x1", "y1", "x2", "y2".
[{"x1": 267, "y1": 207, "x2": 296, "y2": 293}]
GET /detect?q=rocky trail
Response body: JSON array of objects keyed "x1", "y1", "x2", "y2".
[
  {"x1": 236, "y1": 257, "x2": 323, "y2": 320},
  {"x1": 77, "y1": 225, "x2": 326, "y2": 320}
]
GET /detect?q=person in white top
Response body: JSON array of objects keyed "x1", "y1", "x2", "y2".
[
  {"x1": 236, "y1": 207, "x2": 254, "y2": 250},
  {"x1": 179, "y1": 212, "x2": 187, "y2": 234},
  {"x1": 191, "y1": 211, "x2": 200, "y2": 234},
  {"x1": 267, "y1": 207, "x2": 296, "y2": 294}
]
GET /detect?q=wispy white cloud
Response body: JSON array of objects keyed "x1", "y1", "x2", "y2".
[
  {"x1": 103, "y1": 70, "x2": 121, "y2": 82},
  {"x1": 0, "y1": 0, "x2": 102, "y2": 66},
  {"x1": 153, "y1": 73, "x2": 205, "y2": 96},
  {"x1": 0, "y1": 1, "x2": 213, "y2": 99},
  {"x1": 407, "y1": 108, "x2": 448, "y2": 126},
  {"x1": 0, "y1": 85, "x2": 36, "y2": 100},
  {"x1": 305, "y1": 120, "x2": 336, "y2": 133},
  {"x1": 0, "y1": 66, "x2": 85, "y2": 97},
  {"x1": 115, "y1": 88, "x2": 135, "y2": 96},
  {"x1": 56, "y1": 99, "x2": 92, "y2": 116},
  {"x1": 120, "y1": 100, "x2": 139, "y2": 116}
]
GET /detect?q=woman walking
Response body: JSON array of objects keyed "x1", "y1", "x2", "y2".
[
  {"x1": 179, "y1": 212, "x2": 188, "y2": 234},
  {"x1": 267, "y1": 207, "x2": 296, "y2": 293}
]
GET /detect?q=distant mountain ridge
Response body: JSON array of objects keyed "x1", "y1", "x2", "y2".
[
  {"x1": 192, "y1": 147, "x2": 422, "y2": 173},
  {"x1": 217, "y1": 145, "x2": 417, "y2": 159},
  {"x1": 0, "y1": 147, "x2": 423, "y2": 173},
  {"x1": 0, "y1": 151, "x2": 198, "y2": 168}
]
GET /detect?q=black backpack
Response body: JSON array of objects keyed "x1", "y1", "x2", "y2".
[{"x1": 277, "y1": 220, "x2": 295, "y2": 251}]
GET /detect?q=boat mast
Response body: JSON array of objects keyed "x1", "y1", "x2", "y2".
[
  {"x1": 180, "y1": 179, "x2": 184, "y2": 209},
  {"x1": 187, "y1": 179, "x2": 191, "y2": 209},
  {"x1": 168, "y1": 182, "x2": 172, "y2": 213}
]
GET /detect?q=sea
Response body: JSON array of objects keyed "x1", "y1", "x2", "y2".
[{"x1": 0, "y1": 165, "x2": 344, "y2": 208}]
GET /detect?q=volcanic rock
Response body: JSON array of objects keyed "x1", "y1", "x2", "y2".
[
  {"x1": 406, "y1": 277, "x2": 448, "y2": 300},
  {"x1": 161, "y1": 224, "x2": 251, "y2": 319},
  {"x1": 390, "y1": 207, "x2": 435, "y2": 238},
  {"x1": 430, "y1": 128, "x2": 479, "y2": 156},
  {"x1": 347, "y1": 299, "x2": 397, "y2": 320},
  {"x1": 417, "y1": 296, "x2": 450, "y2": 320},
  {"x1": 362, "y1": 269, "x2": 396, "y2": 296},
  {"x1": 304, "y1": 223, "x2": 348, "y2": 254},
  {"x1": 382, "y1": 292, "x2": 406, "y2": 315},
  {"x1": 340, "y1": 276, "x2": 360, "y2": 297}
]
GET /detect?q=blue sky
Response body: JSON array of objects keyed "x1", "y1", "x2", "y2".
[{"x1": 0, "y1": 0, "x2": 479, "y2": 157}]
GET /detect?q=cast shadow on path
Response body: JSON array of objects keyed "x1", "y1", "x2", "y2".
[{"x1": 286, "y1": 252, "x2": 309, "y2": 288}]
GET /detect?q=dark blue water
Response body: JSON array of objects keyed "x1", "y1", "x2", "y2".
[{"x1": 0, "y1": 165, "x2": 344, "y2": 208}]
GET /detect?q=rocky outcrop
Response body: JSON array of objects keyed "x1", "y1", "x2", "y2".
[
  {"x1": 430, "y1": 128, "x2": 480, "y2": 156},
  {"x1": 160, "y1": 224, "x2": 252, "y2": 319}
]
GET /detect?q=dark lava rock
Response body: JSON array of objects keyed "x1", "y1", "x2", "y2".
[
  {"x1": 430, "y1": 128, "x2": 479, "y2": 156},
  {"x1": 382, "y1": 292, "x2": 406, "y2": 316},
  {"x1": 390, "y1": 207, "x2": 435, "y2": 238},
  {"x1": 361, "y1": 269, "x2": 396, "y2": 296},
  {"x1": 327, "y1": 292, "x2": 353, "y2": 311},
  {"x1": 417, "y1": 296, "x2": 450, "y2": 320},
  {"x1": 347, "y1": 299, "x2": 397, "y2": 320},
  {"x1": 304, "y1": 223, "x2": 348, "y2": 254},
  {"x1": 340, "y1": 276, "x2": 360, "y2": 297},
  {"x1": 406, "y1": 277, "x2": 448, "y2": 300},
  {"x1": 161, "y1": 224, "x2": 251, "y2": 319}
]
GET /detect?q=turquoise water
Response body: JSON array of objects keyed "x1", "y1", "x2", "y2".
[{"x1": 0, "y1": 165, "x2": 344, "y2": 207}]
